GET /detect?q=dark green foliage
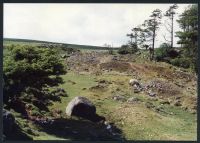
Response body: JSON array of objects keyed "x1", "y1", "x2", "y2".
[
  {"x1": 170, "y1": 58, "x2": 191, "y2": 69},
  {"x1": 141, "y1": 9, "x2": 162, "y2": 60},
  {"x1": 31, "y1": 109, "x2": 42, "y2": 117},
  {"x1": 175, "y1": 4, "x2": 198, "y2": 72},
  {"x1": 155, "y1": 43, "x2": 180, "y2": 61},
  {"x1": 155, "y1": 43, "x2": 171, "y2": 61},
  {"x1": 3, "y1": 45, "x2": 66, "y2": 114},
  {"x1": 118, "y1": 45, "x2": 132, "y2": 55},
  {"x1": 129, "y1": 43, "x2": 138, "y2": 54},
  {"x1": 108, "y1": 48, "x2": 114, "y2": 55}
]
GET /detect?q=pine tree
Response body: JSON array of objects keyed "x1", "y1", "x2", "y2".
[
  {"x1": 176, "y1": 4, "x2": 198, "y2": 72},
  {"x1": 142, "y1": 9, "x2": 162, "y2": 60},
  {"x1": 164, "y1": 4, "x2": 178, "y2": 48}
]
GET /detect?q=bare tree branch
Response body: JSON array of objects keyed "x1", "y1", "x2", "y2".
[
  {"x1": 163, "y1": 34, "x2": 171, "y2": 42},
  {"x1": 164, "y1": 24, "x2": 171, "y2": 33}
]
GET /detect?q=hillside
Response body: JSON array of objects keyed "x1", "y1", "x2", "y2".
[
  {"x1": 3, "y1": 38, "x2": 118, "y2": 50},
  {"x1": 3, "y1": 43, "x2": 197, "y2": 141}
]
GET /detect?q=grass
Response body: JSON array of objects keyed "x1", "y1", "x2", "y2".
[
  {"x1": 4, "y1": 42, "x2": 197, "y2": 141},
  {"x1": 48, "y1": 71, "x2": 197, "y2": 140},
  {"x1": 6, "y1": 67, "x2": 197, "y2": 141}
]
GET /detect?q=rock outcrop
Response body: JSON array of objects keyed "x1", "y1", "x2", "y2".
[{"x1": 66, "y1": 96, "x2": 104, "y2": 122}]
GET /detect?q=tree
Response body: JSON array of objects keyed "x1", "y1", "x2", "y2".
[
  {"x1": 118, "y1": 44, "x2": 131, "y2": 55},
  {"x1": 175, "y1": 4, "x2": 198, "y2": 72},
  {"x1": 142, "y1": 9, "x2": 162, "y2": 60},
  {"x1": 164, "y1": 4, "x2": 178, "y2": 48},
  {"x1": 3, "y1": 45, "x2": 66, "y2": 114},
  {"x1": 126, "y1": 33, "x2": 134, "y2": 44},
  {"x1": 127, "y1": 26, "x2": 144, "y2": 53}
]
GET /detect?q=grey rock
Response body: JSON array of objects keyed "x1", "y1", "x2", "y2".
[
  {"x1": 148, "y1": 91, "x2": 156, "y2": 97},
  {"x1": 112, "y1": 95, "x2": 126, "y2": 102},
  {"x1": 127, "y1": 97, "x2": 140, "y2": 103},
  {"x1": 3, "y1": 109, "x2": 16, "y2": 136},
  {"x1": 66, "y1": 96, "x2": 97, "y2": 121}
]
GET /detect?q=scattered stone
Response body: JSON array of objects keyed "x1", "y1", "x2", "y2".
[
  {"x1": 174, "y1": 100, "x2": 182, "y2": 106},
  {"x1": 82, "y1": 88, "x2": 87, "y2": 90},
  {"x1": 112, "y1": 95, "x2": 126, "y2": 102},
  {"x1": 129, "y1": 79, "x2": 140, "y2": 86},
  {"x1": 127, "y1": 97, "x2": 141, "y2": 104},
  {"x1": 133, "y1": 88, "x2": 140, "y2": 93},
  {"x1": 106, "y1": 124, "x2": 112, "y2": 130},
  {"x1": 148, "y1": 91, "x2": 156, "y2": 97},
  {"x1": 145, "y1": 102, "x2": 155, "y2": 109},
  {"x1": 155, "y1": 106, "x2": 164, "y2": 112}
]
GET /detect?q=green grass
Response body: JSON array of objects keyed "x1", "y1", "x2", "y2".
[
  {"x1": 7, "y1": 69, "x2": 197, "y2": 141},
  {"x1": 48, "y1": 71, "x2": 197, "y2": 140},
  {"x1": 50, "y1": 72, "x2": 98, "y2": 112},
  {"x1": 4, "y1": 42, "x2": 196, "y2": 140}
]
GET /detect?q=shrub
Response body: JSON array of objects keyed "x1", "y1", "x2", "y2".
[
  {"x1": 167, "y1": 49, "x2": 179, "y2": 58},
  {"x1": 108, "y1": 48, "x2": 114, "y2": 55},
  {"x1": 155, "y1": 43, "x2": 170, "y2": 61},
  {"x1": 118, "y1": 45, "x2": 131, "y2": 54},
  {"x1": 155, "y1": 43, "x2": 180, "y2": 61},
  {"x1": 170, "y1": 58, "x2": 191, "y2": 68},
  {"x1": 3, "y1": 45, "x2": 66, "y2": 114},
  {"x1": 129, "y1": 43, "x2": 138, "y2": 54},
  {"x1": 31, "y1": 110, "x2": 41, "y2": 117}
]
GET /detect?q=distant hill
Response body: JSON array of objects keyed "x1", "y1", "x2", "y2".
[{"x1": 3, "y1": 38, "x2": 119, "y2": 50}]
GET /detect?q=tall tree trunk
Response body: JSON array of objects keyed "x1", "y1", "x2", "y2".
[
  {"x1": 151, "y1": 25, "x2": 156, "y2": 61},
  {"x1": 171, "y1": 14, "x2": 174, "y2": 48}
]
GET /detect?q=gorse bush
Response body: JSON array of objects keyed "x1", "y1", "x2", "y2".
[{"x1": 3, "y1": 45, "x2": 66, "y2": 114}]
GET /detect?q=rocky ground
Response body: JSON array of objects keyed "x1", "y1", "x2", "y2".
[
  {"x1": 66, "y1": 51, "x2": 197, "y2": 114},
  {"x1": 7, "y1": 50, "x2": 197, "y2": 141}
]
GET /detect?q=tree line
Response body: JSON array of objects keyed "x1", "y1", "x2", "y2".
[{"x1": 124, "y1": 4, "x2": 198, "y2": 72}]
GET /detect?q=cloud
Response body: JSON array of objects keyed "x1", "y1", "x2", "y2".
[{"x1": 4, "y1": 3, "x2": 190, "y2": 47}]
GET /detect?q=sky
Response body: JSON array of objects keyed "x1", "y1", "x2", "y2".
[{"x1": 4, "y1": 3, "x2": 191, "y2": 47}]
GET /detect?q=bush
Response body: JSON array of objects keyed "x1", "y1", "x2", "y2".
[
  {"x1": 31, "y1": 110, "x2": 41, "y2": 117},
  {"x1": 155, "y1": 43, "x2": 170, "y2": 61},
  {"x1": 3, "y1": 45, "x2": 66, "y2": 114},
  {"x1": 108, "y1": 48, "x2": 114, "y2": 55},
  {"x1": 118, "y1": 45, "x2": 131, "y2": 54},
  {"x1": 170, "y1": 58, "x2": 191, "y2": 68},
  {"x1": 129, "y1": 43, "x2": 138, "y2": 54},
  {"x1": 167, "y1": 49, "x2": 179, "y2": 58},
  {"x1": 155, "y1": 43, "x2": 180, "y2": 61}
]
